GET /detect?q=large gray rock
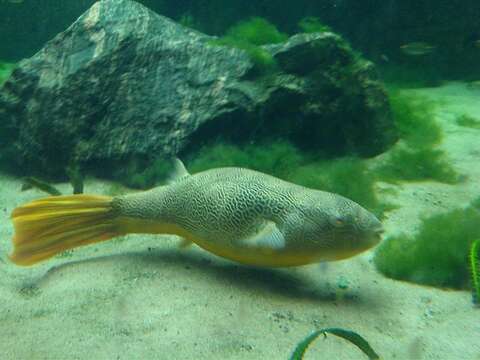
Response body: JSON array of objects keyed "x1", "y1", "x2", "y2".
[{"x1": 0, "y1": 0, "x2": 396, "y2": 178}]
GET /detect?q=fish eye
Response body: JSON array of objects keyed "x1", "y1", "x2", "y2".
[{"x1": 333, "y1": 217, "x2": 345, "y2": 227}]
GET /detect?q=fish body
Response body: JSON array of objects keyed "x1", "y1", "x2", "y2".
[{"x1": 9, "y1": 163, "x2": 383, "y2": 267}]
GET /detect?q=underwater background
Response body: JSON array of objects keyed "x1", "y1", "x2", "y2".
[{"x1": 1, "y1": 0, "x2": 480, "y2": 359}]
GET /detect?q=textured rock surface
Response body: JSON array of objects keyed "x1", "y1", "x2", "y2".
[{"x1": 0, "y1": 0, "x2": 396, "y2": 177}]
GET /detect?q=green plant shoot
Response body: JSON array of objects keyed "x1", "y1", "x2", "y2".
[
  {"x1": 470, "y1": 239, "x2": 480, "y2": 305},
  {"x1": 289, "y1": 328, "x2": 380, "y2": 360}
]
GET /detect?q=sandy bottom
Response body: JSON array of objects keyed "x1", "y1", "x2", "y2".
[{"x1": 1, "y1": 83, "x2": 480, "y2": 359}]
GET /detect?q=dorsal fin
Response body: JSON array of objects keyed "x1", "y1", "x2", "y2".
[{"x1": 166, "y1": 158, "x2": 190, "y2": 184}]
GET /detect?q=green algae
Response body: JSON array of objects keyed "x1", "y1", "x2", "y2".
[
  {"x1": 374, "y1": 198, "x2": 480, "y2": 288},
  {"x1": 375, "y1": 147, "x2": 459, "y2": 184},
  {"x1": 188, "y1": 141, "x2": 303, "y2": 180},
  {"x1": 388, "y1": 90, "x2": 442, "y2": 149},
  {"x1": 373, "y1": 89, "x2": 459, "y2": 184},
  {"x1": 224, "y1": 17, "x2": 287, "y2": 46},
  {"x1": 209, "y1": 17, "x2": 286, "y2": 74},
  {"x1": 455, "y1": 114, "x2": 480, "y2": 129},
  {"x1": 0, "y1": 61, "x2": 15, "y2": 85},
  {"x1": 297, "y1": 17, "x2": 331, "y2": 33}
]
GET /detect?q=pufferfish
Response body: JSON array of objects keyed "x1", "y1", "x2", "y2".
[{"x1": 9, "y1": 160, "x2": 383, "y2": 267}]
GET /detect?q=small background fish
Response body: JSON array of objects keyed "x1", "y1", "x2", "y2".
[{"x1": 400, "y1": 42, "x2": 436, "y2": 56}]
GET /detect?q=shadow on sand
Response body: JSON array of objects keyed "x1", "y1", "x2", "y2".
[{"x1": 31, "y1": 247, "x2": 382, "y2": 308}]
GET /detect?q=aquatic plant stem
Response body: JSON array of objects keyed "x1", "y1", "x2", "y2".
[{"x1": 470, "y1": 239, "x2": 480, "y2": 306}]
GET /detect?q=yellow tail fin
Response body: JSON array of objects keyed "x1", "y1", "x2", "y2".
[{"x1": 10, "y1": 195, "x2": 120, "y2": 266}]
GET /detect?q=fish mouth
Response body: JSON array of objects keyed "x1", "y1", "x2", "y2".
[
  {"x1": 364, "y1": 224, "x2": 384, "y2": 248},
  {"x1": 374, "y1": 225, "x2": 384, "y2": 236}
]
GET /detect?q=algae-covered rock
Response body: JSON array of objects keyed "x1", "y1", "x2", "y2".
[
  {"x1": 0, "y1": 0, "x2": 396, "y2": 178},
  {"x1": 265, "y1": 32, "x2": 396, "y2": 156}
]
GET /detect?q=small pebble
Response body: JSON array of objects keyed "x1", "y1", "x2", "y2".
[{"x1": 337, "y1": 275, "x2": 350, "y2": 289}]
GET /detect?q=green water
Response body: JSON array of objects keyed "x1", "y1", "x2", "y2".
[{"x1": 1, "y1": 1, "x2": 479, "y2": 359}]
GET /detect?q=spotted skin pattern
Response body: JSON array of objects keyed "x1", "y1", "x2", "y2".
[{"x1": 113, "y1": 167, "x2": 383, "y2": 266}]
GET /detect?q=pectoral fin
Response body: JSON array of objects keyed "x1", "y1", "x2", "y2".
[{"x1": 240, "y1": 220, "x2": 286, "y2": 250}]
